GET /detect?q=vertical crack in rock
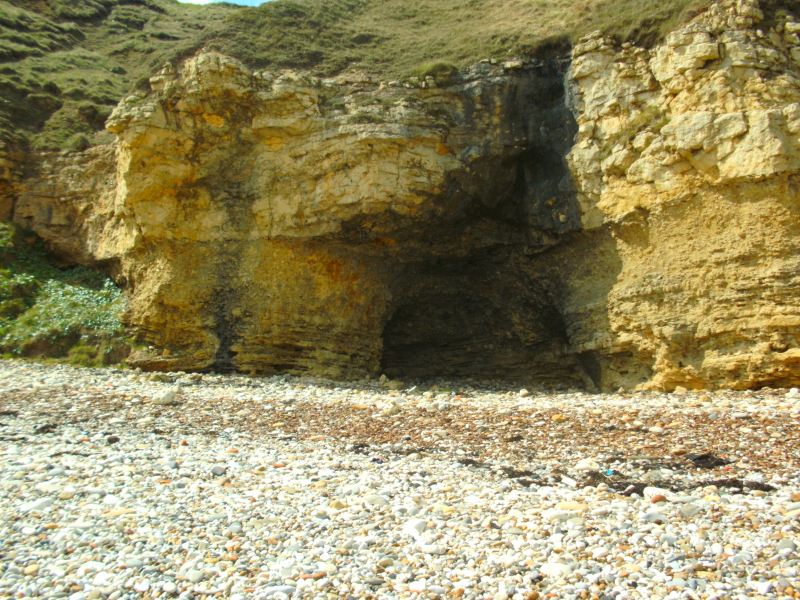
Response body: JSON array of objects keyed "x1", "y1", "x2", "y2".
[
  {"x1": 209, "y1": 215, "x2": 245, "y2": 372},
  {"x1": 207, "y1": 173, "x2": 258, "y2": 372}
]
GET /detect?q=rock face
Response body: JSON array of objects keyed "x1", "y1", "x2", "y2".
[
  {"x1": 563, "y1": 0, "x2": 800, "y2": 390},
  {"x1": 7, "y1": 0, "x2": 800, "y2": 390},
  {"x1": 15, "y1": 51, "x2": 583, "y2": 383}
]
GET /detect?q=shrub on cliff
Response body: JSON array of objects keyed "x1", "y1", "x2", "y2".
[{"x1": 0, "y1": 223, "x2": 129, "y2": 366}]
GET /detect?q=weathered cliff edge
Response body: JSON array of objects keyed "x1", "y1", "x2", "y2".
[{"x1": 6, "y1": 0, "x2": 800, "y2": 390}]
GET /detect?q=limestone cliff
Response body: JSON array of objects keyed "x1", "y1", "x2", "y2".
[
  {"x1": 562, "y1": 0, "x2": 800, "y2": 390},
  {"x1": 14, "y1": 52, "x2": 582, "y2": 383},
  {"x1": 7, "y1": 0, "x2": 800, "y2": 390}
]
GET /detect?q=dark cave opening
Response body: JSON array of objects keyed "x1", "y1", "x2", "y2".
[
  {"x1": 373, "y1": 118, "x2": 584, "y2": 383},
  {"x1": 379, "y1": 252, "x2": 588, "y2": 386},
  {"x1": 375, "y1": 83, "x2": 583, "y2": 385}
]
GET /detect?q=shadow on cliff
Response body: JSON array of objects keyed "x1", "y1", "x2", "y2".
[{"x1": 372, "y1": 56, "x2": 626, "y2": 389}]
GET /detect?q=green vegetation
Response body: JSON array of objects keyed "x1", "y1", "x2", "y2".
[
  {"x1": 0, "y1": 0, "x2": 235, "y2": 150},
  {"x1": 0, "y1": 0, "x2": 726, "y2": 153},
  {"x1": 408, "y1": 61, "x2": 459, "y2": 84},
  {"x1": 3, "y1": 0, "x2": 799, "y2": 154},
  {"x1": 211, "y1": 0, "x2": 714, "y2": 78},
  {"x1": 0, "y1": 222, "x2": 129, "y2": 366}
]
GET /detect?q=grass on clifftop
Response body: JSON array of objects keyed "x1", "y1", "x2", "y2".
[
  {"x1": 0, "y1": 0, "x2": 234, "y2": 150},
  {"x1": 0, "y1": 223, "x2": 129, "y2": 366},
  {"x1": 211, "y1": 0, "x2": 712, "y2": 76},
  {"x1": 3, "y1": 0, "x2": 800, "y2": 154},
  {"x1": 0, "y1": 0, "x2": 721, "y2": 153}
]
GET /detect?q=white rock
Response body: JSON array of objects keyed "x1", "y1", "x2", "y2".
[
  {"x1": 92, "y1": 572, "x2": 113, "y2": 587},
  {"x1": 364, "y1": 494, "x2": 390, "y2": 507},
  {"x1": 756, "y1": 581, "x2": 774, "y2": 594},
  {"x1": 543, "y1": 509, "x2": 579, "y2": 523},
  {"x1": 184, "y1": 569, "x2": 204, "y2": 583},
  {"x1": 76, "y1": 561, "x2": 106, "y2": 577},
  {"x1": 788, "y1": 387, "x2": 800, "y2": 398},
  {"x1": 642, "y1": 511, "x2": 668, "y2": 524},
  {"x1": 643, "y1": 487, "x2": 671, "y2": 501},
  {"x1": 541, "y1": 562, "x2": 573, "y2": 579},
  {"x1": 417, "y1": 543, "x2": 446, "y2": 555},
  {"x1": 59, "y1": 486, "x2": 77, "y2": 500},
  {"x1": 162, "y1": 581, "x2": 178, "y2": 593},
  {"x1": 679, "y1": 503, "x2": 703, "y2": 518},
  {"x1": 261, "y1": 585, "x2": 295, "y2": 595},
  {"x1": 574, "y1": 458, "x2": 600, "y2": 472},
  {"x1": 402, "y1": 518, "x2": 427, "y2": 538},
  {"x1": 19, "y1": 497, "x2": 54, "y2": 513},
  {"x1": 153, "y1": 388, "x2": 181, "y2": 405}
]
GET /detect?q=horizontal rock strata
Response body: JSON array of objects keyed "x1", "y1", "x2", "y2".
[
  {"x1": 7, "y1": 0, "x2": 800, "y2": 390},
  {"x1": 564, "y1": 0, "x2": 800, "y2": 389}
]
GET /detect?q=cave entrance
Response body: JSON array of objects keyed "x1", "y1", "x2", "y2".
[{"x1": 379, "y1": 253, "x2": 586, "y2": 386}]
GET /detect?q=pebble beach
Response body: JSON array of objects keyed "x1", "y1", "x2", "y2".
[{"x1": 1, "y1": 360, "x2": 799, "y2": 599}]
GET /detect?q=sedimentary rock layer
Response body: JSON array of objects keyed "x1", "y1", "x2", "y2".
[
  {"x1": 563, "y1": 0, "x2": 800, "y2": 389},
  {"x1": 7, "y1": 0, "x2": 800, "y2": 390}
]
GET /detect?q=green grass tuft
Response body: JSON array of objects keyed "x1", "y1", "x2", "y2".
[
  {"x1": 408, "y1": 61, "x2": 459, "y2": 84},
  {"x1": 0, "y1": 0, "x2": 234, "y2": 150}
]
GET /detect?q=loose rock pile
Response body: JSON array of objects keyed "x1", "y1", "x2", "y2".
[{"x1": 0, "y1": 361, "x2": 798, "y2": 599}]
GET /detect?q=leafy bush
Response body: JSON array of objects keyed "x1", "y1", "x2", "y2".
[{"x1": 0, "y1": 223, "x2": 129, "y2": 365}]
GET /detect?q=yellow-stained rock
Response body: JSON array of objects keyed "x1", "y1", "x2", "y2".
[
  {"x1": 5, "y1": 0, "x2": 799, "y2": 390},
  {"x1": 563, "y1": 0, "x2": 800, "y2": 390}
]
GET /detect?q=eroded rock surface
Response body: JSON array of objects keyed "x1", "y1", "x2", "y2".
[
  {"x1": 8, "y1": 0, "x2": 800, "y2": 390},
  {"x1": 564, "y1": 0, "x2": 800, "y2": 389},
  {"x1": 15, "y1": 50, "x2": 583, "y2": 382}
]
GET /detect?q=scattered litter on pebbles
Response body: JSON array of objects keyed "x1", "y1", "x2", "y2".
[{"x1": 0, "y1": 360, "x2": 799, "y2": 599}]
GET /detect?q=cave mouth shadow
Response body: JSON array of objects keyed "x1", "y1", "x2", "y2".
[{"x1": 378, "y1": 252, "x2": 590, "y2": 388}]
